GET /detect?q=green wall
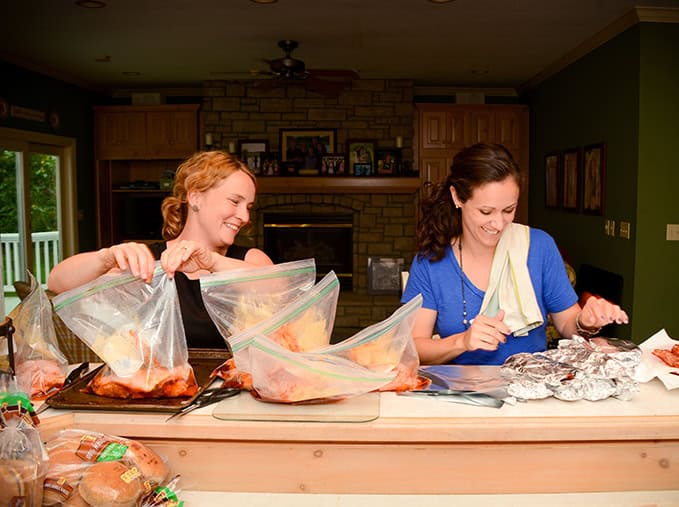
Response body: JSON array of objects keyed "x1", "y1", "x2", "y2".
[
  {"x1": 0, "y1": 61, "x2": 100, "y2": 251},
  {"x1": 526, "y1": 23, "x2": 679, "y2": 341},
  {"x1": 635, "y1": 23, "x2": 679, "y2": 339}
]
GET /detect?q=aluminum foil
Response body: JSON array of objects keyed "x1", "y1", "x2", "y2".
[{"x1": 500, "y1": 336, "x2": 641, "y2": 402}]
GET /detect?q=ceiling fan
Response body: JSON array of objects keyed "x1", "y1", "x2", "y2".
[{"x1": 252, "y1": 40, "x2": 359, "y2": 95}]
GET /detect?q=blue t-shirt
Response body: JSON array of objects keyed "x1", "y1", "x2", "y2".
[{"x1": 401, "y1": 228, "x2": 577, "y2": 365}]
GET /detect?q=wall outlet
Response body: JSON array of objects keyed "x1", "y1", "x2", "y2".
[
  {"x1": 667, "y1": 224, "x2": 679, "y2": 241},
  {"x1": 619, "y1": 221, "x2": 631, "y2": 239},
  {"x1": 604, "y1": 219, "x2": 616, "y2": 236}
]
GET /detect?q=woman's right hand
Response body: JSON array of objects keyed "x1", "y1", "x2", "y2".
[
  {"x1": 460, "y1": 310, "x2": 510, "y2": 352},
  {"x1": 98, "y1": 242, "x2": 156, "y2": 282}
]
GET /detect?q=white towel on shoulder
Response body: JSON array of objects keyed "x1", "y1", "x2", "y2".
[{"x1": 479, "y1": 223, "x2": 543, "y2": 336}]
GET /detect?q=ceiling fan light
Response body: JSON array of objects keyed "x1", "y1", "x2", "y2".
[{"x1": 75, "y1": 0, "x2": 107, "y2": 7}]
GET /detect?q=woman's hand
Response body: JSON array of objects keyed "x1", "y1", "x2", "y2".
[
  {"x1": 160, "y1": 240, "x2": 216, "y2": 279},
  {"x1": 99, "y1": 242, "x2": 155, "y2": 282},
  {"x1": 461, "y1": 310, "x2": 511, "y2": 352},
  {"x1": 579, "y1": 295, "x2": 629, "y2": 329}
]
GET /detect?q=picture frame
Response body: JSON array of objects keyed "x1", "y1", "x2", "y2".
[
  {"x1": 562, "y1": 148, "x2": 580, "y2": 211},
  {"x1": 238, "y1": 139, "x2": 269, "y2": 174},
  {"x1": 583, "y1": 142, "x2": 606, "y2": 215},
  {"x1": 347, "y1": 139, "x2": 376, "y2": 176},
  {"x1": 367, "y1": 256, "x2": 405, "y2": 296},
  {"x1": 259, "y1": 152, "x2": 280, "y2": 177},
  {"x1": 544, "y1": 152, "x2": 560, "y2": 209},
  {"x1": 375, "y1": 148, "x2": 401, "y2": 176},
  {"x1": 321, "y1": 154, "x2": 346, "y2": 176},
  {"x1": 279, "y1": 128, "x2": 336, "y2": 172}
]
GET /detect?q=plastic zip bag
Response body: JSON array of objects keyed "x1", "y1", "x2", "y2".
[
  {"x1": 9, "y1": 271, "x2": 68, "y2": 400},
  {"x1": 228, "y1": 271, "x2": 340, "y2": 373},
  {"x1": 248, "y1": 335, "x2": 396, "y2": 403},
  {"x1": 53, "y1": 263, "x2": 197, "y2": 398},
  {"x1": 200, "y1": 258, "x2": 316, "y2": 341}
]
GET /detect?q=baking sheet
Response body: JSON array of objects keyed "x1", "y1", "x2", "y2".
[{"x1": 44, "y1": 349, "x2": 229, "y2": 412}]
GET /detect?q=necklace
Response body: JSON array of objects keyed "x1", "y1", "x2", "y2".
[{"x1": 458, "y1": 239, "x2": 469, "y2": 328}]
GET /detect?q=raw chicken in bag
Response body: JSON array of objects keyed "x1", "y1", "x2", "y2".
[
  {"x1": 200, "y1": 258, "x2": 316, "y2": 341},
  {"x1": 9, "y1": 271, "x2": 68, "y2": 400},
  {"x1": 53, "y1": 263, "x2": 198, "y2": 399},
  {"x1": 227, "y1": 270, "x2": 340, "y2": 374}
]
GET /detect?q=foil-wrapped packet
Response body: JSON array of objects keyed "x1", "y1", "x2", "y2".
[{"x1": 501, "y1": 336, "x2": 642, "y2": 402}]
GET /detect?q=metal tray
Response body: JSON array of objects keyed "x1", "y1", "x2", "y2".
[{"x1": 44, "y1": 349, "x2": 230, "y2": 413}]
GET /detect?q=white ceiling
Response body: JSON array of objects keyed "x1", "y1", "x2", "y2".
[{"x1": 2, "y1": 0, "x2": 678, "y2": 95}]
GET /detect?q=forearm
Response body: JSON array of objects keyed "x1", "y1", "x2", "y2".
[
  {"x1": 415, "y1": 333, "x2": 468, "y2": 365},
  {"x1": 47, "y1": 249, "x2": 114, "y2": 294}
]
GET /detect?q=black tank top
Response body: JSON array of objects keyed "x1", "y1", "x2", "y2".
[{"x1": 148, "y1": 242, "x2": 250, "y2": 349}]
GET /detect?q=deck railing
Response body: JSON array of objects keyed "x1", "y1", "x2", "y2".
[{"x1": 1, "y1": 231, "x2": 59, "y2": 291}]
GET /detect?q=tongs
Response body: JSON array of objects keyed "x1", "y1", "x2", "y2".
[
  {"x1": 165, "y1": 386, "x2": 240, "y2": 421},
  {"x1": 36, "y1": 361, "x2": 90, "y2": 414}
]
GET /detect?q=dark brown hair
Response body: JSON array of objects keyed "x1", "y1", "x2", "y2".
[
  {"x1": 161, "y1": 151, "x2": 256, "y2": 240},
  {"x1": 416, "y1": 143, "x2": 520, "y2": 261}
]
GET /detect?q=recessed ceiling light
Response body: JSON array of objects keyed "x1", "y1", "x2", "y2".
[
  {"x1": 122, "y1": 71, "x2": 141, "y2": 76},
  {"x1": 428, "y1": 0, "x2": 456, "y2": 3},
  {"x1": 75, "y1": 0, "x2": 106, "y2": 8},
  {"x1": 250, "y1": 0, "x2": 278, "y2": 4}
]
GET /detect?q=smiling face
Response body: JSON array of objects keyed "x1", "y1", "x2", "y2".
[
  {"x1": 189, "y1": 170, "x2": 256, "y2": 250},
  {"x1": 452, "y1": 177, "x2": 519, "y2": 249}
]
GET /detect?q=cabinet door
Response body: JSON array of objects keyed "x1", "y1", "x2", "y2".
[
  {"x1": 420, "y1": 110, "x2": 466, "y2": 149},
  {"x1": 147, "y1": 112, "x2": 197, "y2": 159},
  {"x1": 95, "y1": 112, "x2": 147, "y2": 159},
  {"x1": 421, "y1": 155, "x2": 454, "y2": 196},
  {"x1": 469, "y1": 109, "x2": 495, "y2": 144},
  {"x1": 494, "y1": 108, "x2": 524, "y2": 151}
]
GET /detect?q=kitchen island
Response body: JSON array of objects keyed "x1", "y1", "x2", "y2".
[{"x1": 39, "y1": 378, "x2": 679, "y2": 496}]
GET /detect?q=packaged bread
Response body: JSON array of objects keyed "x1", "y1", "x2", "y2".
[
  {"x1": 78, "y1": 461, "x2": 147, "y2": 507},
  {"x1": 44, "y1": 429, "x2": 170, "y2": 505},
  {"x1": 0, "y1": 388, "x2": 48, "y2": 507}
]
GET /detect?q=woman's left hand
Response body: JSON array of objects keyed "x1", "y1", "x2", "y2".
[
  {"x1": 579, "y1": 295, "x2": 629, "y2": 328},
  {"x1": 160, "y1": 240, "x2": 216, "y2": 279}
]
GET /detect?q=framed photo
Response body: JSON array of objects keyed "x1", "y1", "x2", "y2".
[
  {"x1": 279, "y1": 129, "x2": 336, "y2": 172},
  {"x1": 321, "y1": 154, "x2": 346, "y2": 175},
  {"x1": 583, "y1": 142, "x2": 606, "y2": 215},
  {"x1": 347, "y1": 139, "x2": 375, "y2": 176},
  {"x1": 375, "y1": 148, "x2": 401, "y2": 176},
  {"x1": 544, "y1": 152, "x2": 560, "y2": 209},
  {"x1": 562, "y1": 148, "x2": 580, "y2": 211},
  {"x1": 238, "y1": 139, "x2": 269, "y2": 174},
  {"x1": 367, "y1": 256, "x2": 405, "y2": 295},
  {"x1": 259, "y1": 152, "x2": 280, "y2": 177},
  {"x1": 353, "y1": 163, "x2": 373, "y2": 176}
]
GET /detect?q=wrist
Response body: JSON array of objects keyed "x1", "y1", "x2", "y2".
[{"x1": 575, "y1": 312, "x2": 601, "y2": 338}]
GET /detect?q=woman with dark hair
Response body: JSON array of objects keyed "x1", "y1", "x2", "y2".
[
  {"x1": 401, "y1": 143, "x2": 627, "y2": 365},
  {"x1": 48, "y1": 151, "x2": 272, "y2": 348}
]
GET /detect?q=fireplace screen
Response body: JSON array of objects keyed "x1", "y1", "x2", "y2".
[{"x1": 263, "y1": 213, "x2": 353, "y2": 290}]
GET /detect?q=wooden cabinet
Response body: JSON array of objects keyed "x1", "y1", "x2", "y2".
[
  {"x1": 416, "y1": 103, "x2": 529, "y2": 224},
  {"x1": 94, "y1": 104, "x2": 199, "y2": 247},
  {"x1": 94, "y1": 104, "x2": 199, "y2": 160}
]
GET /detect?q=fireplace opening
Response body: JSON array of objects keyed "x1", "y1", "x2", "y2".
[{"x1": 263, "y1": 213, "x2": 353, "y2": 290}]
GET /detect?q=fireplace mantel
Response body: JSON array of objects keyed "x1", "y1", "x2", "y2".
[{"x1": 258, "y1": 177, "x2": 421, "y2": 194}]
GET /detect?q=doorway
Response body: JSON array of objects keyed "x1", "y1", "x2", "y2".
[{"x1": 0, "y1": 127, "x2": 77, "y2": 316}]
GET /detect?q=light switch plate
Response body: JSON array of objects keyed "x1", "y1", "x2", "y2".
[
  {"x1": 667, "y1": 224, "x2": 679, "y2": 241},
  {"x1": 619, "y1": 221, "x2": 631, "y2": 239}
]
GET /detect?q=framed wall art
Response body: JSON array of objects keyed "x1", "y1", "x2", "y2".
[
  {"x1": 562, "y1": 148, "x2": 580, "y2": 211},
  {"x1": 375, "y1": 148, "x2": 401, "y2": 176},
  {"x1": 367, "y1": 256, "x2": 404, "y2": 295},
  {"x1": 583, "y1": 142, "x2": 606, "y2": 215},
  {"x1": 347, "y1": 139, "x2": 375, "y2": 176},
  {"x1": 321, "y1": 154, "x2": 346, "y2": 175},
  {"x1": 237, "y1": 139, "x2": 269, "y2": 174},
  {"x1": 279, "y1": 128, "x2": 336, "y2": 172},
  {"x1": 544, "y1": 152, "x2": 560, "y2": 209}
]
